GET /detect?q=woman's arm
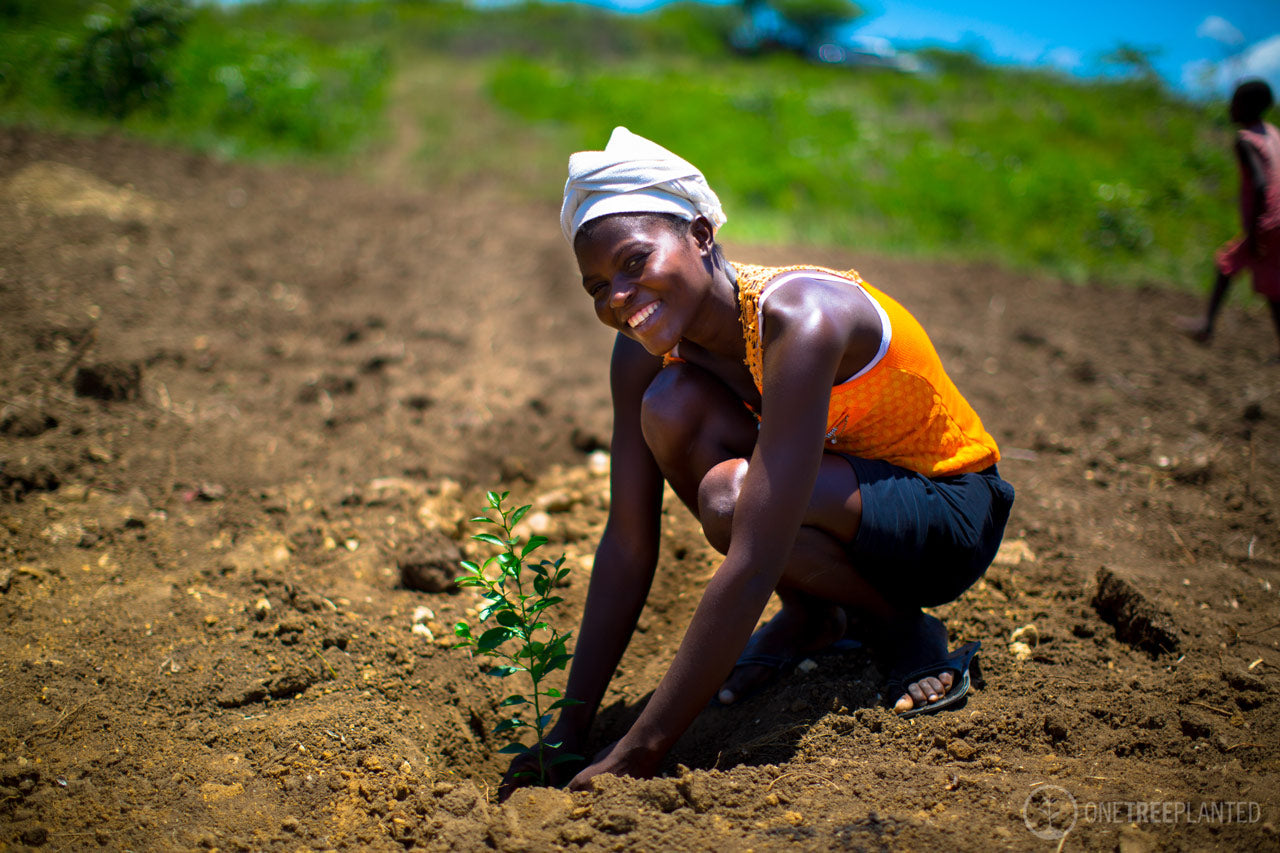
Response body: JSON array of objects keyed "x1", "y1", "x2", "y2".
[
  {"x1": 570, "y1": 280, "x2": 867, "y2": 782},
  {"x1": 555, "y1": 333, "x2": 665, "y2": 732},
  {"x1": 555, "y1": 334, "x2": 665, "y2": 735},
  {"x1": 500, "y1": 334, "x2": 664, "y2": 801}
]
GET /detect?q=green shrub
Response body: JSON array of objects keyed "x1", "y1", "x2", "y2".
[
  {"x1": 55, "y1": 0, "x2": 190, "y2": 118},
  {"x1": 165, "y1": 26, "x2": 389, "y2": 156}
]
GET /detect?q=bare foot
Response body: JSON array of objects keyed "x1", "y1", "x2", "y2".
[
  {"x1": 892, "y1": 670, "x2": 954, "y2": 714},
  {"x1": 716, "y1": 601, "x2": 846, "y2": 705},
  {"x1": 881, "y1": 613, "x2": 977, "y2": 716},
  {"x1": 1172, "y1": 315, "x2": 1212, "y2": 344}
]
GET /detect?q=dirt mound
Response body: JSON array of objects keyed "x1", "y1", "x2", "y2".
[
  {"x1": 5, "y1": 160, "x2": 169, "y2": 223},
  {"x1": 1, "y1": 126, "x2": 1278, "y2": 851}
]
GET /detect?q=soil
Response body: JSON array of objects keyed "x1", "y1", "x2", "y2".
[{"x1": 1, "y1": 125, "x2": 1279, "y2": 852}]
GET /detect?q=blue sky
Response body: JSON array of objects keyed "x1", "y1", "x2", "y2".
[
  {"x1": 847, "y1": 0, "x2": 1279, "y2": 96},
  {"x1": 566, "y1": 0, "x2": 1280, "y2": 96}
]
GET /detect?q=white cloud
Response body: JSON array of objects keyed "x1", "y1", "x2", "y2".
[
  {"x1": 1182, "y1": 34, "x2": 1280, "y2": 97},
  {"x1": 1196, "y1": 15, "x2": 1244, "y2": 47},
  {"x1": 1042, "y1": 47, "x2": 1082, "y2": 71}
]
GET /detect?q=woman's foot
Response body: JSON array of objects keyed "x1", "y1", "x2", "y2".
[
  {"x1": 893, "y1": 670, "x2": 954, "y2": 713},
  {"x1": 881, "y1": 613, "x2": 977, "y2": 716},
  {"x1": 1173, "y1": 315, "x2": 1212, "y2": 344},
  {"x1": 716, "y1": 600, "x2": 847, "y2": 705}
]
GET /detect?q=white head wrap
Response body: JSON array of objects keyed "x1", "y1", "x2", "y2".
[{"x1": 560, "y1": 126, "x2": 726, "y2": 245}]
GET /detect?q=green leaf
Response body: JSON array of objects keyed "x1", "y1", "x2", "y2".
[
  {"x1": 496, "y1": 552, "x2": 519, "y2": 574},
  {"x1": 546, "y1": 653, "x2": 573, "y2": 672},
  {"x1": 509, "y1": 504, "x2": 530, "y2": 527},
  {"x1": 469, "y1": 515, "x2": 495, "y2": 524},
  {"x1": 486, "y1": 490, "x2": 503, "y2": 508},
  {"x1": 477, "y1": 626, "x2": 514, "y2": 653},
  {"x1": 499, "y1": 694, "x2": 529, "y2": 707},
  {"x1": 459, "y1": 560, "x2": 480, "y2": 573},
  {"x1": 487, "y1": 665, "x2": 521, "y2": 678},
  {"x1": 521, "y1": 535, "x2": 549, "y2": 559},
  {"x1": 492, "y1": 717, "x2": 525, "y2": 734},
  {"x1": 454, "y1": 621, "x2": 471, "y2": 638},
  {"x1": 549, "y1": 752, "x2": 584, "y2": 767},
  {"x1": 498, "y1": 742, "x2": 529, "y2": 755},
  {"x1": 494, "y1": 609, "x2": 522, "y2": 629},
  {"x1": 533, "y1": 574, "x2": 550, "y2": 597},
  {"x1": 454, "y1": 576, "x2": 484, "y2": 588},
  {"x1": 472, "y1": 532, "x2": 506, "y2": 548},
  {"x1": 538, "y1": 714, "x2": 553, "y2": 729},
  {"x1": 543, "y1": 687, "x2": 562, "y2": 698},
  {"x1": 549, "y1": 697, "x2": 584, "y2": 710}
]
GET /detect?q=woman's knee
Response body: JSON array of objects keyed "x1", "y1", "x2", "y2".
[
  {"x1": 639, "y1": 366, "x2": 701, "y2": 461},
  {"x1": 698, "y1": 458, "x2": 747, "y2": 554},
  {"x1": 641, "y1": 364, "x2": 753, "y2": 461}
]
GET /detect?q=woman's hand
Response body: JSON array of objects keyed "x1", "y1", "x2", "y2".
[
  {"x1": 497, "y1": 730, "x2": 586, "y2": 802},
  {"x1": 567, "y1": 738, "x2": 659, "y2": 791}
]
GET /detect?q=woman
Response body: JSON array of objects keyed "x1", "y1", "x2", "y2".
[{"x1": 505, "y1": 127, "x2": 1014, "y2": 795}]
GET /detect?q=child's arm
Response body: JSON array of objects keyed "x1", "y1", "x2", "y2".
[
  {"x1": 569, "y1": 280, "x2": 862, "y2": 784},
  {"x1": 501, "y1": 334, "x2": 664, "y2": 795},
  {"x1": 1237, "y1": 137, "x2": 1268, "y2": 255}
]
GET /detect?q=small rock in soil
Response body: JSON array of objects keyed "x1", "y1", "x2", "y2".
[
  {"x1": 570, "y1": 427, "x2": 607, "y2": 454},
  {"x1": 0, "y1": 456, "x2": 63, "y2": 499},
  {"x1": 297, "y1": 373, "x2": 356, "y2": 402},
  {"x1": 0, "y1": 405, "x2": 58, "y2": 437},
  {"x1": 560, "y1": 821, "x2": 595, "y2": 844},
  {"x1": 1043, "y1": 713, "x2": 1070, "y2": 743},
  {"x1": 73, "y1": 362, "x2": 141, "y2": 401},
  {"x1": 19, "y1": 826, "x2": 48, "y2": 846},
  {"x1": 593, "y1": 811, "x2": 637, "y2": 835},
  {"x1": 397, "y1": 541, "x2": 461, "y2": 593}
]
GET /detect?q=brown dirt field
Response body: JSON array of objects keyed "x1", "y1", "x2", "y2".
[{"x1": 1, "y1": 125, "x2": 1279, "y2": 852}]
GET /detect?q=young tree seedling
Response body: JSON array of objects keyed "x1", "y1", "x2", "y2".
[{"x1": 452, "y1": 490, "x2": 582, "y2": 785}]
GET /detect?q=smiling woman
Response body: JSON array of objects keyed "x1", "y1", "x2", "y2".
[{"x1": 499, "y1": 126, "x2": 1015, "y2": 800}]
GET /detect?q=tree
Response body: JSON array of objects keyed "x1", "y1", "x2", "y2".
[{"x1": 769, "y1": 0, "x2": 862, "y2": 43}]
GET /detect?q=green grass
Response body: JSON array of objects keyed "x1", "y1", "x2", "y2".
[
  {"x1": 484, "y1": 50, "x2": 1238, "y2": 288},
  {"x1": 0, "y1": 0, "x2": 391, "y2": 162},
  {"x1": 0, "y1": 0, "x2": 1244, "y2": 289}
]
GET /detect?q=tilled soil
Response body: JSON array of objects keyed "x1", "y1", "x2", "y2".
[{"x1": 1, "y1": 126, "x2": 1278, "y2": 851}]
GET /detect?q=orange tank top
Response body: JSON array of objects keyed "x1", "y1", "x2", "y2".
[{"x1": 734, "y1": 262, "x2": 1000, "y2": 477}]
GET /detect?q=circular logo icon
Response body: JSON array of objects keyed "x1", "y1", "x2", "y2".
[{"x1": 1023, "y1": 785, "x2": 1077, "y2": 840}]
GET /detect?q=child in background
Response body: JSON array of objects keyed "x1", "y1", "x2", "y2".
[
  {"x1": 503, "y1": 127, "x2": 1014, "y2": 796},
  {"x1": 1177, "y1": 78, "x2": 1280, "y2": 358}
]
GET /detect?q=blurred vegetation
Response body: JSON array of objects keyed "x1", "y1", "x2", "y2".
[
  {"x1": 1, "y1": 0, "x2": 390, "y2": 159},
  {"x1": 0, "y1": 0, "x2": 1242, "y2": 288}
]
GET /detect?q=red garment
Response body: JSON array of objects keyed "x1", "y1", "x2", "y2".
[{"x1": 1216, "y1": 121, "x2": 1280, "y2": 299}]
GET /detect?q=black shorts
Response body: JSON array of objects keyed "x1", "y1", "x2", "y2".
[{"x1": 839, "y1": 456, "x2": 1015, "y2": 609}]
